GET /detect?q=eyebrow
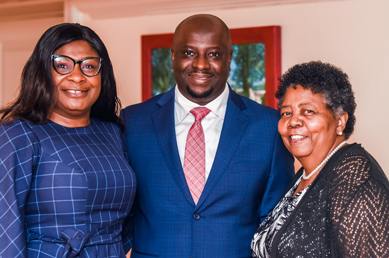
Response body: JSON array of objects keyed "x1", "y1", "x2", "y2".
[
  {"x1": 298, "y1": 102, "x2": 313, "y2": 107},
  {"x1": 182, "y1": 45, "x2": 223, "y2": 50},
  {"x1": 280, "y1": 102, "x2": 313, "y2": 109}
]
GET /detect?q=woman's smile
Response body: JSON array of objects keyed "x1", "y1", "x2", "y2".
[{"x1": 278, "y1": 85, "x2": 339, "y2": 168}]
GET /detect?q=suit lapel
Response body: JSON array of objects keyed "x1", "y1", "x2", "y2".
[
  {"x1": 152, "y1": 89, "x2": 195, "y2": 206},
  {"x1": 196, "y1": 89, "x2": 250, "y2": 208}
]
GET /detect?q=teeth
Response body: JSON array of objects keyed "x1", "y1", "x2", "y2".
[
  {"x1": 68, "y1": 90, "x2": 82, "y2": 93},
  {"x1": 291, "y1": 135, "x2": 304, "y2": 140},
  {"x1": 192, "y1": 73, "x2": 210, "y2": 79}
]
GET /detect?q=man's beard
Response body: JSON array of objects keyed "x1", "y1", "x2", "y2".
[{"x1": 186, "y1": 85, "x2": 214, "y2": 99}]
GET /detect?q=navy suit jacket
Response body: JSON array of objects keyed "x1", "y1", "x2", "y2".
[{"x1": 121, "y1": 87, "x2": 294, "y2": 258}]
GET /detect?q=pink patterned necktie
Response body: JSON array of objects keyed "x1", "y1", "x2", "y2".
[{"x1": 183, "y1": 107, "x2": 211, "y2": 205}]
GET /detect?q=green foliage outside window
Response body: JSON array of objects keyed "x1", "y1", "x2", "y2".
[
  {"x1": 229, "y1": 43, "x2": 265, "y2": 104},
  {"x1": 151, "y1": 48, "x2": 175, "y2": 96}
]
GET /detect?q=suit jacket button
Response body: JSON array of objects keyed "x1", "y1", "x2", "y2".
[{"x1": 193, "y1": 213, "x2": 201, "y2": 221}]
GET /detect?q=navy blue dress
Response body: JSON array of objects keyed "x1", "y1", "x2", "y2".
[{"x1": 0, "y1": 119, "x2": 136, "y2": 258}]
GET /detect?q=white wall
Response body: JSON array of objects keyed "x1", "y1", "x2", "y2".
[
  {"x1": 1, "y1": 0, "x2": 388, "y2": 175},
  {"x1": 0, "y1": 17, "x2": 63, "y2": 105},
  {"x1": 2, "y1": 49, "x2": 31, "y2": 105}
]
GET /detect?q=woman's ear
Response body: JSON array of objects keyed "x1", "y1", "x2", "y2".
[{"x1": 337, "y1": 111, "x2": 348, "y2": 135}]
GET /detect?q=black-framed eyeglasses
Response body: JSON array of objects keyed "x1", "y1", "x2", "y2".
[{"x1": 51, "y1": 55, "x2": 103, "y2": 77}]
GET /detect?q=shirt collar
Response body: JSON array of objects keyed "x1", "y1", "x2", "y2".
[{"x1": 174, "y1": 83, "x2": 229, "y2": 125}]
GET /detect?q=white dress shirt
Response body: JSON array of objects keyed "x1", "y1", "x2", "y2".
[{"x1": 174, "y1": 84, "x2": 229, "y2": 181}]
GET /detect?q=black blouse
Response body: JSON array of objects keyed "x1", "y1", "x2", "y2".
[{"x1": 252, "y1": 143, "x2": 389, "y2": 258}]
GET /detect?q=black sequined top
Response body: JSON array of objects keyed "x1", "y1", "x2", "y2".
[
  {"x1": 251, "y1": 176, "x2": 309, "y2": 258},
  {"x1": 252, "y1": 143, "x2": 389, "y2": 258}
]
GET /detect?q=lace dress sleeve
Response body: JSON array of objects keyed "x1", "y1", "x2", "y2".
[{"x1": 331, "y1": 153, "x2": 389, "y2": 257}]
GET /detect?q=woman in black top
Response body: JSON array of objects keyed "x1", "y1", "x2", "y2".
[{"x1": 251, "y1": 61, "x2": 389, "y2": 257}]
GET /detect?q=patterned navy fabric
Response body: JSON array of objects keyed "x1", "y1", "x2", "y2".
[{"x1": 0, "y1": 119, "x2": 136, "y2": 258}]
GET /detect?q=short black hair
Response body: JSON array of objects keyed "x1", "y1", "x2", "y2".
[
  {"x1": 0, "y1": 23, "x2": 123, "y2": 129},
  {"x1": 276, "y1": 61, "x2": 356, "y2": 139}
]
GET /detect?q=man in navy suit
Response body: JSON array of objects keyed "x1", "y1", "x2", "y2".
[{"x1": 121, "y1": 14, "x2": 294, "y2": 258}]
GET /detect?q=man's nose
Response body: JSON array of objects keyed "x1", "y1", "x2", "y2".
[{"x1": 193, "y1": 55, "x2": 210, "y2": 70}]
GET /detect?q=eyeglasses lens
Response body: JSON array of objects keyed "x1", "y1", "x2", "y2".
[
  {"x1": 80, "y1": 59, "x2": 100, "y2": 76},
  {"x1": 53, "y1": 56, "x2": 100, "y2": 76},
  {"x1": 53, "y1": 56, "x2": 73, "y2": 75}
]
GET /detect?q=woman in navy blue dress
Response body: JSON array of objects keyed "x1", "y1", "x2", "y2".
[{"x1": 0, "y1": 23, "x2": 136, "y2": 257}]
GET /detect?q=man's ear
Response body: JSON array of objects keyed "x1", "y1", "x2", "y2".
[
  {"x1": 171, "y1": 49, "x2": 175, "y2": 66},
  {"x1": 228, "y1": 49, "x2": 233, "y2": 71}
]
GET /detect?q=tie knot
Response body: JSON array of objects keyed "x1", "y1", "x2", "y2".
[{"x1": 190, "y1": 107, "x2": 211, "y2": 122}]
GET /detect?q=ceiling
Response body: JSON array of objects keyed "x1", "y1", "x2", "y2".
[
  {"x1": 0, "y1": 0, "x2": 352, "y2": 22},
  {"x1": 0, "y1": 0, "x2": 63, "y2": 22}
]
